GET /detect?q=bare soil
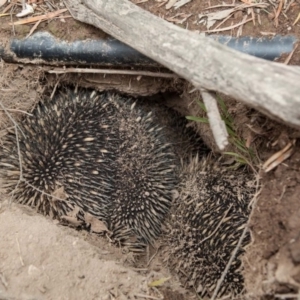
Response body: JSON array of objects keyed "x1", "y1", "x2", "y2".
[
  {"x1": 0, "y1": 201, "x2": 151, "y2": 300},
  {"x1": 1, "y1": 0, "x2": 300, "y2": 299}
]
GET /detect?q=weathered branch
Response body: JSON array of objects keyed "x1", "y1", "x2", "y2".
[
  {"x1": 200, "y1": 89, "x2": 229, "y2": 151},
  {"x1": 64, "y1": 0, "x2": 300, "y2": 129}
]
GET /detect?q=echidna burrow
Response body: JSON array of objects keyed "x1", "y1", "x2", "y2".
[{"x1": 0, "y1": 87, "x2": 255, "y2": 297}]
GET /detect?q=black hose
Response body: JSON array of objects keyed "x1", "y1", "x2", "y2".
[
  {"x1": 210, "y1": 34, "x2": 296, "y2": 61},
  {"x1": 10, "y1": 32, "x2": 156, "y2": 67},
  {"x1": 0, "y1": 31, "x2": 297, "y2": 67}
]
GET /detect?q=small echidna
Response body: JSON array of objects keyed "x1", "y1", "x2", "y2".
[
  {"x1": 166, "y1": 156, "x2": 255, "y2": 298},
  {"x1": 0, "y1": 88, "x2": 181, "y2": 250}
]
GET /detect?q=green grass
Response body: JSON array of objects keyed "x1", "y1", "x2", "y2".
[{"x1": 186, "y1": 93, "x2": 257, "y2": 169}]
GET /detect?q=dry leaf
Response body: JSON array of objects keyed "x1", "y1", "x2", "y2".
[
  {"x1": 199, "y1": 8, "x2": 235, "y2": 29},
  {"x1": 67, "y1": 205, "x2": 81, "y2": 218},
  {"x1": 0, "y1": 0, "x2": 7, "y2": 8},
  {"x1": 61, "y1": 206, "x2": 83, "y2": 227},
  {"x1": 51, "y1": 186, "x2": 67, "y2": 200},
  {"x1": 61, "y1": 216, "x2": 83, "y2": 227},
  {"x1": 84, "y1": 212, "x2": 109, "y2": 234},
  {"x1": 174, "y1": 0, "x2": 192, "y2": 9},
  {"x1": 166, "y1": 0, "x2": 177, "y2": 9},
  {"x1": 16, "y1": 4, "x2": 34, "y2": 18}
]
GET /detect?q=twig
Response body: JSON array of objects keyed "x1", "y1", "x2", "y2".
[
  {"x1": 23, "y1": 180, "x2": 67, "y2": 202},
  {"x1": 200, "y1": 89, "x2": 228, "y2": 150},
  {"x1": 10, "y1": 3, "x2": 15, "y2": 36},
  {"x1": 274, "y1": 0, "x2": 284, "y2": 27},
  {"x1": 48, "y1": 68, "x2": 178, "y2": 78},
  {"x1": 284, "y1": 0, "x2": 295, "y2": 13},
  {"x1": 0, "y1": 108, "x2": 33, "y2": 116}
]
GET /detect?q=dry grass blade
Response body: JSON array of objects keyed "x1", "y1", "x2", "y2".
[
  {"x1": 293, "y1": 11, "x2": 300, "y2": 25},
  {"x1": 284, "y1": 44, "x2": 298, "y2": 64},
  {"x1": 262, "y1": 141, "x2": 295, "y2": 172},
  {"x1": 10, "y1": 8, "x2": 67, "y2": 25},
  {"x1": 25, "y1": 18, "x2": 42, "y2": 38},
  {"x1": 200, "y1": 2, "x2": 268, "y2": 30},
  {"x1": 205, "y1": 17, "x2": 253, "y2": 33},
  {"x1": 237, "y1": 15, "x2": 248, "y2": 36},
  {"x1": 274, "y1": 0, "x2": 284, "y2": 27}
]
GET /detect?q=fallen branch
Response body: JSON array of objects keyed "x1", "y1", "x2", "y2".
[{"x1": 64, "y1": 0, "x2": 300, "y2": 129}]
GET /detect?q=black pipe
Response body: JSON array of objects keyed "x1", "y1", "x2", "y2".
[
  {"x1": 0, "y1": 31, "x2": 297, "y2": 67},
  {"x1": 210, "y1": 34, "x2": 296, "y2": 61},
  {"x1": 10, "y1": 32, "x2": 157, "y2": 67}
]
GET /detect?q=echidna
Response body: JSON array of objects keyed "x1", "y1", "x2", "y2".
[
  {"x1": 166, "y1": 156, "x2": 255, "y2": 298},
  {"x1": 0, "y1": 88, "x2": 183, "y2": 250}
]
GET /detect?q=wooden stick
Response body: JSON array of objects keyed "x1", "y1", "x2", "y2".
[
  {"x1": 200, "y1": 89, "x2": 229, "y2": 150},
  {"x1": 64, "y1": 0, "x2": 300, "y2": 129},
  {"x1": 48, "y1": 67, "x2": 178, "y2": 78}
]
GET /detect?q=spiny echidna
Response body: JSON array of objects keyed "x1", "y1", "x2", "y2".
[
  {"x1": 166, "y1": 156, "x2": 255, "y2": 298},
  {"x1": 0, "y1": 88, "x2": 187, "y2": 250}
]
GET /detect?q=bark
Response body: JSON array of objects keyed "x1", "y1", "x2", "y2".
[{"x1": 64, "y1": 0, "x2": 300, "y2": 129}]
